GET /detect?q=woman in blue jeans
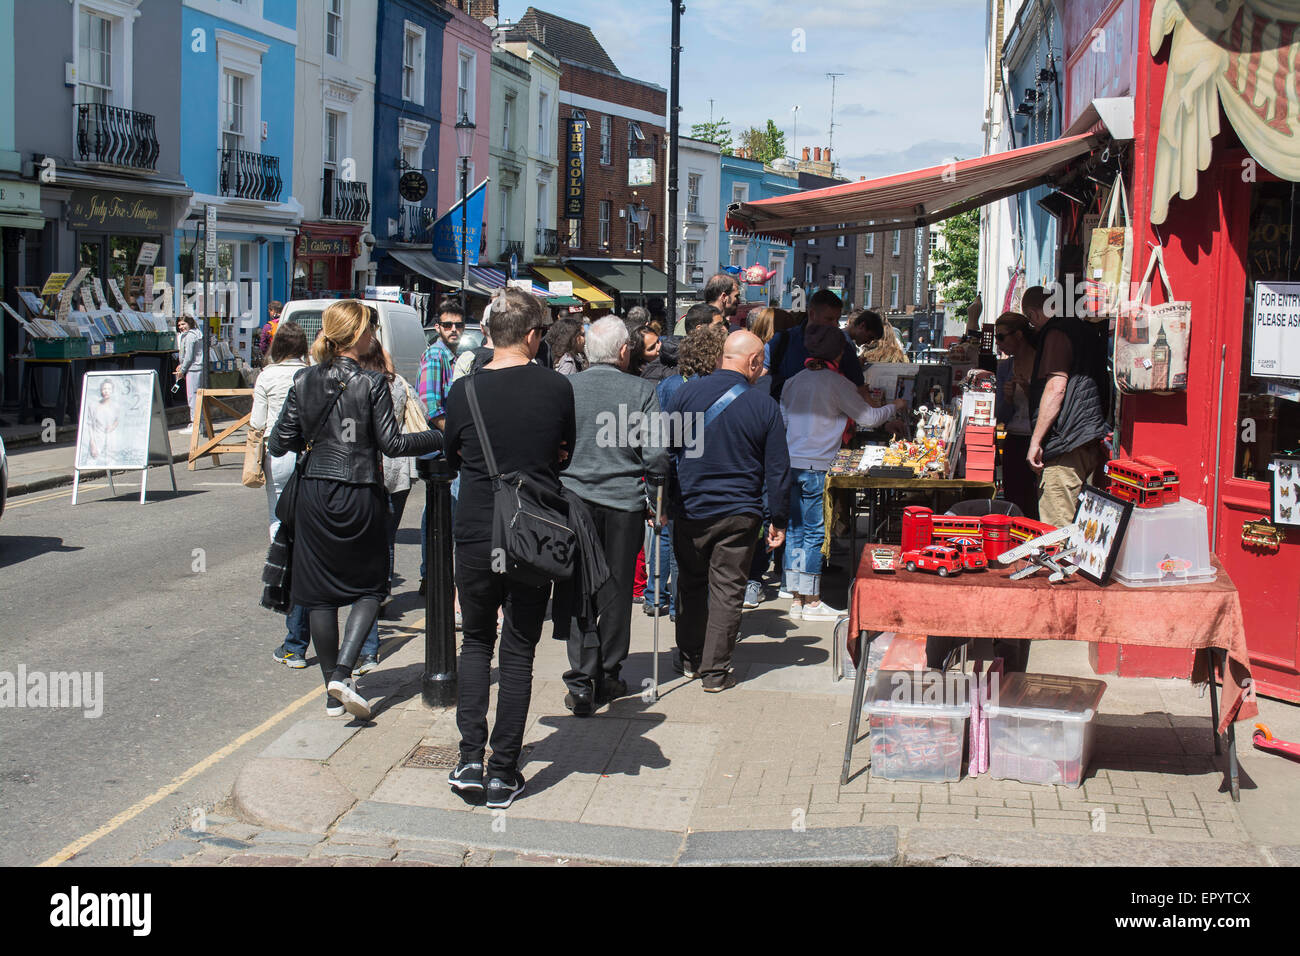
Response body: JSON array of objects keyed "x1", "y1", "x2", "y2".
[{"x1": 777, "y1": 322, "x2": 906, "y2": 621}]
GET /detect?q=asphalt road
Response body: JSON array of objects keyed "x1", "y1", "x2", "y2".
[{"x1": 0, "y1": 461, "x2": 429, "y2": 866}]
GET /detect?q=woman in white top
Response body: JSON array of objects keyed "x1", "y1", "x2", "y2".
[
  {"x1": 250, "y1": 320, "x2": 310, "y2": 540},
  {"x1": 174, "y1": 315, "x2": 202, "y2": 433},
  {"x1": 779, "y1": 322, "x2": 906, "y2": 621}
]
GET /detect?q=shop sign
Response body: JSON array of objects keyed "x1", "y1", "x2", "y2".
[
  {"x1": 628, "y1": 158, "x2": 655, "y2": 187},
  {"x1": 136, "y1": 242, "x2": 160, "y2": 268},
  {"x1": 300, "y1": 236, "x2": 354, "y2": 257},
  {"x1": 365, "y1": 285, "x2": 402, "y2": 303},
  {"x1": 67, "y1": 189, "x2": 166, "y2": 232},
  {"x1": 41, "y1": 273, "x2": 72, "y2": 297},
  {"x1": 1251, "y1": 280, "x2": 1300, "y2": 379},
  {"x1": 1063, "y1": 0, "x2": 1138, "y2": 130},
  {"x1": 548, "y1": 281, "x2": 573, "y2": 297},
  {"x1": 1151, "y1": 1, "x2": 1300, "y2": 224},
  {"x1": 565, "y1": 118, "x2": 585, "y2": 218}
]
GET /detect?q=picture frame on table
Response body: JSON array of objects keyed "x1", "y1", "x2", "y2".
[
  {"x1": 1069, "y1": 483, "x2": 1133, "y2": 585},
  {"x1": 1270, "y1": 456, "x2": 1300, "y2": 527}
]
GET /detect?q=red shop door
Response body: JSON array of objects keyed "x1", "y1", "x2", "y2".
[{"x1": 1212, "y1": 169, "x2": 1300, "y2": 703}]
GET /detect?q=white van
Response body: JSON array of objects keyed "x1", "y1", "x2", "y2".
[{"x1": 278, "y1": 299, "x2": 427, "y2": 388}]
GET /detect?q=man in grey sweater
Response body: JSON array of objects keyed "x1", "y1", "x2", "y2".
[{"x1": 553, "y1": 316, "x2": 669, "y2": 715}]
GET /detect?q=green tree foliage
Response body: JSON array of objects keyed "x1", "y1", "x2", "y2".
[
  {"x1": 931, "y1": 208, "x2": 980, "y2": 310},
  {"x1": 735, "y1": 121, "x2": 788, "y2": 164},
  {"x1": 763, "y1": 119, "x2": 786, "y2": 164},
  {"x1": 690, "y1": 117, "x2": 733, "y2": 154}
]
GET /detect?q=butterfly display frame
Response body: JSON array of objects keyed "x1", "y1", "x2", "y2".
[
  {"x1": 1269, "y1": 456, "x2": 1300, "y2": 528},
  {"x1": 1070, "y1": 484, "x2": 1134, "y2": 585}
]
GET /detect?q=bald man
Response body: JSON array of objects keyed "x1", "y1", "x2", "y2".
[{"x1": 663, "y1": 329, "x2": 791, "y2": 692}]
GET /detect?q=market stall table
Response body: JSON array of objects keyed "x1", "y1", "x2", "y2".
[
  {"x1": 18, "y1": 353, "x2": 134, "y2": 425},
  {"x1": 841, "y1": 554, "x2": 1257, "y2": 800},
  {"x1": 823, "y1": 474, "x2": 997, "y2": 559}
]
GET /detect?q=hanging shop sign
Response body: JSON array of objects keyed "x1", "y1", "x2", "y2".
[
  {"x1": 565, "y1": 117, "x2": 585, "y2": 219},
  {"x1": 300, "y1": 236, "x2": 355, "y2": 257},
  {"x1": 399, "y1": 171, "x2": 428, "y2": 204},
  {"x1": 1150, "y1": 1, "x2": 1300, "y2": 224},
  {"x1": 431, "y1": 181, "x2": 486, "y2": 266},
  {"x1": 628, "y1": 158, "x2": 655, "y2": 187},
  {"x1": 1251, "y1": 280, "x2": 1300, "y2": 380},
  {"x1": 67, "y1": 189, "x2": 166, "y2": 232}
]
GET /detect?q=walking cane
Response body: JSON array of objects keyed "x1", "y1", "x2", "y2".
[{"x1": 652, "y1": 484, "x2": 664, "y2": 702}]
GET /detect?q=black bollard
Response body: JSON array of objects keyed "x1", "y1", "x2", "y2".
[{"x1": 416, "y1": 453, "x2": 457, "y2": 707}]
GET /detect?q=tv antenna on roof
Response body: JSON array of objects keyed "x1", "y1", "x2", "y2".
[{"x1": 827, "y1": 72, "x2": 845, "y2": 175}]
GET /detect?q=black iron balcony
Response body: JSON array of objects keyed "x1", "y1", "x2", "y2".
[
  {"x1": 397, "y1": 204, "x2": 436, "y2": 242},
  {"x1": 322, "y1": 171, "x2": 370, "y2": 222},
  {"x1": 76, "y1": 103, "x2": 159, "y2": 171},
  {"x1": 219, "y1": 148, "x2": 283, "y2": 202},
  {"x1": 536, "y1": 227, "x2": 559, "y2": 257},
  {"x1": 501, "y1": 238, "x2": 524, "y2": 260}
]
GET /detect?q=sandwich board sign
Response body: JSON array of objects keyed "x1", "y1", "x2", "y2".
[{"x1": 72, "y1": 370, "x2": 177, "y2": 505}]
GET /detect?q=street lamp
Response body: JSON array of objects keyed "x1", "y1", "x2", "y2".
[
  {"x1": 455, "y1": 113, "x2": 475, "y2": 319},
  {"x1": 631, "y1": 199, "x2": 650, "y2": 307}
]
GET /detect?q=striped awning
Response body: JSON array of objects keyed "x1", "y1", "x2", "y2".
[
  {"x1": 468, "y1": 266, "x2": 552, "y2": 299},
  {"x1": 531, "y1": 266, "x2": 614, "y2": 309}
]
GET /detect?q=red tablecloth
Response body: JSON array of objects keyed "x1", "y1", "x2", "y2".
[{"x1": 847, "y1": 554, "x2": 1257, "y2": 734}]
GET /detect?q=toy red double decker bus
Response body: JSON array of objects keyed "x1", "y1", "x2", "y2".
[
  {"x1": 1134, "y1": 455, "x2": 1180, "y2": 504},
  {"x1": 930, "y1": 514, "x2": 983, "y2": 544},
  {"x1": 1105, "y1": 458, "x2": 1165, "y2": 508}
]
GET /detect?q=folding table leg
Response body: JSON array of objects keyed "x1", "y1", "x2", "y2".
[
  {"x1": 1208, "y1": 650, "x2": 1221, "y2": 757},
  {"x1": 1212, "y1": 648, "x2": 1240, "y2": 802},
  {"x1": 841, "y1": 630, "x2": 877, "y2": 785}
]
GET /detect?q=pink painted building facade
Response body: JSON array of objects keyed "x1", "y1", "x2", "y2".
[{"x1": 437, "y1": 5, "x2": 492, "y2": 218}]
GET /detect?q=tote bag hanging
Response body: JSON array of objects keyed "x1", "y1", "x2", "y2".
[
  {"x1": 1084, "y1": 175, "x2": 1132, "y2": 320},
  {"x1": 1114, "y1": 245, "x2": 1191, "y2": 394}
]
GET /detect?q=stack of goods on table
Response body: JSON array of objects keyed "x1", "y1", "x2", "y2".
[
  {"x1": 961, "y1": 376, "x2": 996, "y2": 482},
  {"x1": 1103, "y1": 456, "x2": 1215, "y2": 587}
]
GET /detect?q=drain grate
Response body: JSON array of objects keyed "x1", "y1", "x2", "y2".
[{"x1": 404, "y1": 745, "x2": 459, "y2": 769}]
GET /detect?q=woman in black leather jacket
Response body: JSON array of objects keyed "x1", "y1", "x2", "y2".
[{"x1": 271, "y1": 300, "x2": 442, "y2": 718}]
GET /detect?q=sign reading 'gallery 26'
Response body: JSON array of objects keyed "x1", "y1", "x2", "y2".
[
  {"x1": 67, "y1": 190, "x2": 165, "y2": 231},
  {"x1": 565, "y1": 117, "x2": 585, "y2": 219}
]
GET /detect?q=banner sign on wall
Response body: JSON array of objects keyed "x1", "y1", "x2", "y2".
[
  {"x1": 431, "y1": 180, "x2": 487, "y2": 266},
  {"x1": 67, "y1": 190, "x2": 167, "y2": 232},
  {"x1": 565, "y1": 117, "x2": 585, "y2": 219},
  {"x1": 1251, "y1": 280, "x2": 1300, "y2": 380}
]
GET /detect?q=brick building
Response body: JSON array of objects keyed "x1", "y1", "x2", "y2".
[
  {"x1": 856, "y1": 218, "x2": 929, "y2": 334},
  {"x1": 508, "y1": 8, "x2": 667, "y2": 309},
  {"x1": 792, "y1": 148, "x2": 856, "y2": 309}
]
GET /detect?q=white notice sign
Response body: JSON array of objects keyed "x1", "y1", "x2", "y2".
[
  {"x1": 73, "y1": 370, "x2": 178, "y2": 504},
  {"x1": 1252, "y1": 281, "x2": 1300, "y2": 379}
]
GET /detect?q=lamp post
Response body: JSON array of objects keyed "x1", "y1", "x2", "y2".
[
  {"x1": 455, "y1": 113, "x2": 475, "y2": 319},
  {"x1": 631, "y1": 198, "x2": 650, "y2": 308}
]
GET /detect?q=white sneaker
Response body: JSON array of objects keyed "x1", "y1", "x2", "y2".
[
  {"x1": 800, "y1": 601, "x2": 843, "y2": 622},
  {"x1": 788, "y1": 602, "x2": 803, "y2": 620},
  {"x1": 327, "y1": 679, "x2": 372, "y2": 719},
  {"x1": 778, "y1": 589, "x2": 794, "y2": 600}
]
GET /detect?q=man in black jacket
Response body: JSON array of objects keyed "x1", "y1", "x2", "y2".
[{"x1": 1023, "y1": 286, "x2": 1110, "y2": 527}]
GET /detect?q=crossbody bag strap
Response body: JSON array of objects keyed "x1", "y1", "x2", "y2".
[
  {"x1": 465, "y1": 376, "x2": 502, "y2": 480},
  {"x1": 702, "y1": 383, "x2": 748, "y2": 430}
]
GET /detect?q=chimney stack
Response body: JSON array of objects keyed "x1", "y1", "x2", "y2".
[
  {"x1": 825, "y1": 148, "x2": 831, "y2": 162},
  {"x1": 859, "y1": 176, "x2": 866, "y2": 181},
  {"x1": 802, "y1": 147, "x2": 810, "y2": 161},
  {"x1": 814, "y1": 147, "x2": 822, "y2": 161}
]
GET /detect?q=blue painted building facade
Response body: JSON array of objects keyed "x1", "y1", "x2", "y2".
[
  {"x1": 372, "y1": 0, "x2": 450, "y2": 287},
  {"x1": 177, "y1": 0, "x2": 301, "y2": 360},
  {"x1": 720, "y1": 155, "x2": 800, "y2": 308}
]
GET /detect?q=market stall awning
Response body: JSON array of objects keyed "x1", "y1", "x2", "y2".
[
  {"x1": 726, "y1": 130, "x2": 1106, "y2": 241},
  {"x1": 386, "y1": 250, "x2": 496, "y2": 296},
  {"x1": 566, "y1": 259, "x2": 671, "y2": 297},
  {"x1": 531, "y1": 266, "x2": 614, "y2": 308},
  {"x1": 468, "y1": 266, "x2": 553, "y2": 299}
]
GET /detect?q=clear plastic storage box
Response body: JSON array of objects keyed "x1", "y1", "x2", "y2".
[
  {"x1": 984, "y1": 673, "x2": 1107, "y2": 788},
  {"x1": 863, "y1": 669, "x2": 971, "y2": 782},
  {"x1": 1110, "y1": 499, "x2": 1216, "y2": 587}
]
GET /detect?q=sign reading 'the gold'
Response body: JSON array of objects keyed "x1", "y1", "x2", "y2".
[{"x1": 565, "y1": 117, "x2": 585, "y2": 219}]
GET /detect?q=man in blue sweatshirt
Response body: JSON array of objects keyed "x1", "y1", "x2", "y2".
[{"x1": 665, "y1": 330, "x2": 791, "y2": 692}]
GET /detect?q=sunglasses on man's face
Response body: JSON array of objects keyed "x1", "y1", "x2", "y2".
[{"x1": 441, "y1": 321, "x2": 465, "y2": 330}]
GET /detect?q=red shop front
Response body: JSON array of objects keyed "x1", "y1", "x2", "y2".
[
  {"x1": 293, "y1": 223, "x2": 361, "y2": 296},
  {"x1": 1098, "y1": 0, "x2": 1300, "y2": 701}
]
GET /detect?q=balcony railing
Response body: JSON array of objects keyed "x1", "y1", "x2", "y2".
[
  {"x1": 501, "y1": 238, "x2": 524, "y2": 261},
  {"x1": 396, "y1": 204, "x2": 436, "y2": 242},
  {"x1": 76, "y1": 103, "x2": 159, "y2": 171},
  {"x1": 321, "y1": 172, "x2": 370, "y2": 223},
  {"x1": 536, "y1": 227, "x2": 559, "y2": 257},
  {"x1": 219, "y1": 148, "x2": 283, "y2": 202}
]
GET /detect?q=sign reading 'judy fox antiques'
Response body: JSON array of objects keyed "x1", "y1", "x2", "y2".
[
  {"x1": 66, "y1": 190, "x2": 166, "y2": 231},
  {"x1": 565, "y1": 117, "x2": 585, "y2": 219}
]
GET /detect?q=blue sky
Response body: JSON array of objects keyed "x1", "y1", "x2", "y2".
[{"x1": 500, "y1": 0, "x2": 987, "y2": 179}]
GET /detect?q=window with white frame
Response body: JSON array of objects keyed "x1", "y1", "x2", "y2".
[
  {"x1": 568, "y1": 218, "x2": 581, "y2": 248},
  {"x1": 398, "y1": 118, "x2": 430, "y2": 217},
  {"x1": 325, "y1": 109, "x2": 344, "y2": 169},
  {"x1": 687, "y1": 173, "x2": 701, "y2": 216},
  {"x1": 892, "y1": 229, "x2": 901, "y2": 255},
  {"x1": 536, "y1": 181, "x2": 548, "y2": 235},
  {"x1": 626, "y1": 212, "x2": 637, "y2": 251},
  {"x1": 216, "y1": 29, "x2": 266, "y2": 157},
  {"x1": 768, "y1": 257, "x2": 784, "y2": 303},
  {"x1": 930, "y1": 230, "x2": 939, "y2": 253},
  {"x1": 627, "y1": 121, "x2": 644, "y2": 157},
  {"x1": 501, "y1": 91, "x2": 515, "y2": 149},
  {"x1": 402, "y1": 23, "x2": 424, "y2": 105},
  {"x1": 890, "y1": 273, "x2": 899, "y2": 308},
  {"x1": 77, "y1": 9, "x2": 113, "y2": 105},
  {"x1": 537, "y1": 90, "x2": 549, "y2": 154},
  {"x1": 457, "y1": 49, "x2": 476, "y2": 122},
  {"x1": 685, "y1": 240, "x2": 699, "y2": 276},
  {"x1": 325, "y1": 0, "x2": 344, "y2": 58},
  {"x1": 498, "y1": 186, "x2": 510, "y2": 246},
  {"x1": 837, "y1": 224, "x2": 846, "y2": 248},
  {"x1": 598, "y1": 201, "x2": 611, "y2": 248},
  {"x1": 600, "y1": 115, "x2": 611, "y2": 165},
  {"x1": 864, "y1": 221, "x2": 874, "y2": 255},
  {"x1": 731, "y1": 182, "x2": 748, "y2": 205},
  {"x1": 863, "y1": 273, "x2": 872, "y2": 307},
  {"x1": 729, "y1": 243, "x2": 746, "y2": 268},
  {"x1": 221, "y1": 71, "x2": 247, "y2": 152}
]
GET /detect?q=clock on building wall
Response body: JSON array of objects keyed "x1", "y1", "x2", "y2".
[{"x1": 399, "y1": 171, "x2": 428, "y2": 203}]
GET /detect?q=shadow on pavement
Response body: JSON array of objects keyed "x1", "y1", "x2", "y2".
[{"x1": 0, "y1": 535, "x2": 83, "y2": 569}]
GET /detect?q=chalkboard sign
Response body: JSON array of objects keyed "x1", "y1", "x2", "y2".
[{"x1": 73, "y1": 370, "x2": 177, "y2": 504}]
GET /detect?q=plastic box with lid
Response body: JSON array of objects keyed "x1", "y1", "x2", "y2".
[
  {"x1": 985, "y1": 673, "x2": 1107, "y2": 788},
  {"x1": 1110, "y1": 498, "x2": 1216, "y2": 587},
  {"x1": 863, "y1": 669, "x2": 971, "y2": 782}
]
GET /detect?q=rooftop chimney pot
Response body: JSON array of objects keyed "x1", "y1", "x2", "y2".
[{"x1": 802, "y1": 147, "x2": 810, "y2": 161}]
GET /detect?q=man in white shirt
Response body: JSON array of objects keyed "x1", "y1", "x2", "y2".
[{"x1": 779, "y1": 323, "x2": 906, "y2": 620}]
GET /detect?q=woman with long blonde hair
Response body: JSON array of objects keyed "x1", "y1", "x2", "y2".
[{"x1": 270, "y1": 301, "x2": 442, "y2": 719}]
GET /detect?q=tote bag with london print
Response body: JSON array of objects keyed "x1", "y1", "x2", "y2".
[{"x1": 1115, "y1": 245, "x2": 1191, "y2": 394}]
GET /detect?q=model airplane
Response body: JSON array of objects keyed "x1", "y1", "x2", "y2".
[{"x1": 998, "y1": 524, "x2": 1082, "y2": 583}]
